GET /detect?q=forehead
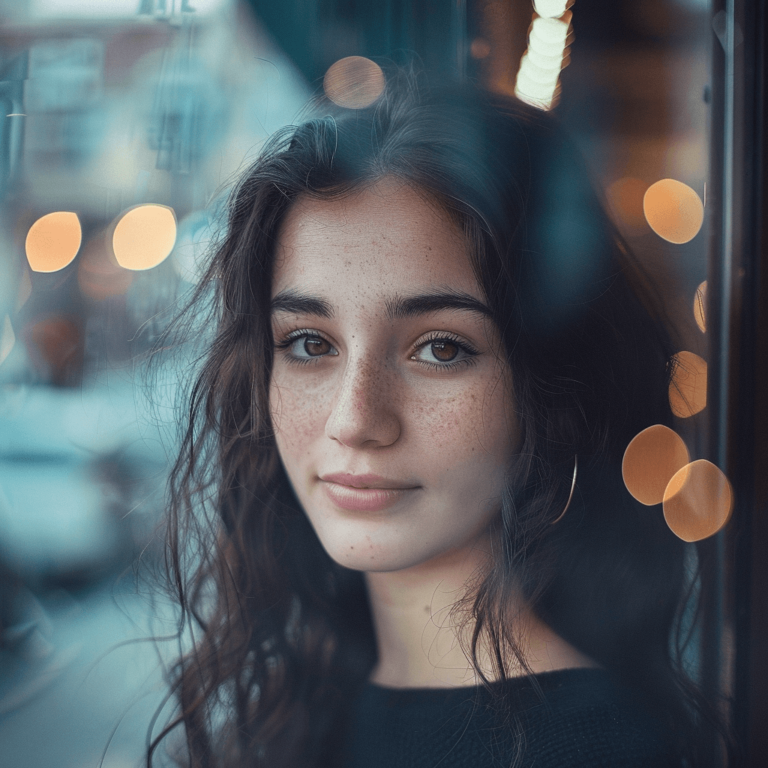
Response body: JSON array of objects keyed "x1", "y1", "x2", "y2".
[{"x1": 272, "y1": 179, "x2": 480, "y2": 299}]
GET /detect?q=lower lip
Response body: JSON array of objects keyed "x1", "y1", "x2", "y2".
[{"x1": 321, "y1": 481, "x2": 417, "y2": 512}]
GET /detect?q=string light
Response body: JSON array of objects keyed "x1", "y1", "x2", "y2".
[{"x1": 515, "y1": 3, "x2": 574, "y2": 110}]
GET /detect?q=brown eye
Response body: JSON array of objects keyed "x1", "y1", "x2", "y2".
[
  {"x1": 411, "y1": 335, "x2": 477, "y2": 369},
  {"x1": 303, "y1": 337, "x2": 331, "y2": 356},
  {"x1": 430, "y1": 339, "x2": 459, "y2": 362},
  {"x1": 282, "y1": 333, "x2": 339, "y2": 361}
]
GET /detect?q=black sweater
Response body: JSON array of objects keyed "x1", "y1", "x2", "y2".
[{"x1": 340, "y1": 668, "x2": 680, "y2": 768}]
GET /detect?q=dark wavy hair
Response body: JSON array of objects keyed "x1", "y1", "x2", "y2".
[{"x1": 149, "y1": 69, "x2": 717, "y2": 767}]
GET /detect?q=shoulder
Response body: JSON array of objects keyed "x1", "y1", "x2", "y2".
[{"x1": 516, "y1": 669, "x2": 682, "y2": 768}]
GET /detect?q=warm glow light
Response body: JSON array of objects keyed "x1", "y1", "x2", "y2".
[
  {"x1": 0, "y1": 315, "x2": 15, "y2": 366},
  {"x1": 528, "y1": 30, "x2": 567, "y2": 57},
  {"x1": 534, "y1": 0, "x2": 570, "y2": 18},
  {"x1": 622, "y1": 424, "x2": 690, "y2": 506},
  {"x1": 515, "y1": 10, "x2": 572, "y2": 111},
  {"x1": 530, "y1": 15, "x2": 570, "y2": 46},
  {"x1": 526, "y1": 46, "x2": 566, "y2": 71},
  {"x1": 323, "y1": 57, "x2": 386, "y2": 110},
  {"x1": 112, "y1": 205, "x2": 177, "y2": 271},
  {"x1": 643, "y1": 179, "x2": 704, "y2": 244},
  {"x1": 519, "y1": 56, "x2": 561, "y2": 83},
  {"x1": 663, "y1": 460, "x2": 733, "y2": 542},
  {"x1": 669, "y1": 351, "x2": 707, "y2": 418},
  {"x1": 694, "y1": 281, "x2": 707, "y2": 333},
  {"x1": 515, "y1": 61, "x2": 560, "y2": 109},
  {"x1": 606, "y1": 177, "x2": 648, "y2": 232},
  {"x1": 25, "y1": 211, "x2": 82, "y2": 273},
  {"x1": 470, "y1": 38, "x2": 491, "y2": 59}
]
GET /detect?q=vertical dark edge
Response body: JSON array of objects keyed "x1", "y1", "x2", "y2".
[
  {"x1": 708, "y1": 0, "x2": 768, "y2": 764},
  {"x1": 704, "y1": 0, "x2": 727, "y2": 761},
  {"x1": 734, "y1": 0, "x2": 768, "y2": 763}
]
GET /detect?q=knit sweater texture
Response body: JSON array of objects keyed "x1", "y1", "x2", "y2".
[{"x1": 340, "y1": 668, "x2": 680, "y2": 768}]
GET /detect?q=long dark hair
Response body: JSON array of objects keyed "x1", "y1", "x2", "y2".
[{"x1": 149, "y1": 68, "x2": 716, "y2": 767}]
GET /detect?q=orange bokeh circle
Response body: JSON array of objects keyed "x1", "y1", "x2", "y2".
[
  {"x1": 694, "y1": 281, "x2": 707, "y2": 333},
  {"x1": 25, "y1": 211, "x2": 82, "y2": 273},
  {"x1": 112, "y1": 204, "x2": 177, "y2": 271},
  {"x1": 323, "y1": 56, "x2": 386, "y2": 109},
  {"x1": 622, "y1": 424, "x2": 690, "y2": 506},
  {"x1": 643, "y1": 179, "x2": 704, "y2": 244},
  {"x1": 669, "y1": 351, "x2": 707, "y2": 418},
  {"x1": 663, "y1": 460, "x2": 733, "y2": 542}
]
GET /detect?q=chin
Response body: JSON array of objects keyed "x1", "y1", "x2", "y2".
[{"x1": 316, "y1": 527, "x2": 437, "y2": 573}]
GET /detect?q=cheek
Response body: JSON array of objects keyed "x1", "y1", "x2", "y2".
[
  {"x1": 413, "y1": 375, "x2": 515, "y2": 467},
  {"x1": 269, "y1": 372, "x2": 330, "y2": 457}
]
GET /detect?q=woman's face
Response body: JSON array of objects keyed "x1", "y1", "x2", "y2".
[{"x1": 269, "y1": 178, "x2": 520, "y2": 573}]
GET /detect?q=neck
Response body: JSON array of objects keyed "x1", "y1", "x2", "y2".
[{"x1": 364, "y1": 535, "x2": 598, "y2": 689}]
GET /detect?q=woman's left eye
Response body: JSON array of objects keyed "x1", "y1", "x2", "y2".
[{"x1": 410, "y1": 336, "x2": 478, "y2": 369}]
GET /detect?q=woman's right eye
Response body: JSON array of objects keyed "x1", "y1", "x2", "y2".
[{"x1": 278, "y1": 333, "x2": 339, "y2": 363}]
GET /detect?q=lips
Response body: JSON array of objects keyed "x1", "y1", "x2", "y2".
[
  {"x1": 319, "y1": 472, "x2": 418, "y2": 490},
  {"x1": 319, "y1": 472, "x2": 420, "y2": 512}
]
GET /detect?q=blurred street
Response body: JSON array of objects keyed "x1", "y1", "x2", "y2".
[{"x1": 0, "y1": 585, "x2": 175, "y2": 768}]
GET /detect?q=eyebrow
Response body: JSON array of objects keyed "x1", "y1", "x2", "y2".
[{"x1": 270, "y1": 288, "x2": 493, "y2": 321}]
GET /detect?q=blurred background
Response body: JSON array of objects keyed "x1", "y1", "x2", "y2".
[{"x1": 0, "y1": 1, "x2": 765, "y2": 767}]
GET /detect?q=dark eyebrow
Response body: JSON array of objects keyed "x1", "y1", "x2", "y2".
[
  {"x1": 270, "y1": 288, "x2": 493, "y2": 321},
  {"x1": 384, "y1": 290, "x2": 493, "y2": 321},
  {"x1": 271, "y1": 289, "x2": 335, "y2": 318}
]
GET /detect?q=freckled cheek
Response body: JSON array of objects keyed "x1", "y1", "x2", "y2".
[
  {"x1": 269, "y1": 374, "x2": 332, "y2": 454},
  {"x1": 412, "y1": 382, "x2": 514, "y2": 467}
]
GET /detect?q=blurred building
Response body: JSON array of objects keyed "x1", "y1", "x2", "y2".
[{"x1": 0, "y1": 1, "x2": 765, "y2": 766}]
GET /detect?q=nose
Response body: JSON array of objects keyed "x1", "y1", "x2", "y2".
[{"x1": 325, "y1": 353, "x2": 401, "y2": 449}]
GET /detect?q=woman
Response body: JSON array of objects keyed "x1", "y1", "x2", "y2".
[{"x1": 151, "y1": 69, "x2": 715, "y2": 767}]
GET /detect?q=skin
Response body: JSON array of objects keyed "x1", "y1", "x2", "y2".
[{"x1": 269, "y1": 178, "x2": 594, "y2": 687}]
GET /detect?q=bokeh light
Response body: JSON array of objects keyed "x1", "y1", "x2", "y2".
[
  {"x1": 0, "y1": 315, "x2": 15, "y2": 366},
  {"x1": 622, "y1": 424, "x2": 690, "y2": 506},
  {"x1": 669, "y1": 350, "x2": 708, "y2": 418},
  {"x1": 534, "y1": 0, "x2": 570, "y2": 18},
  {"x1": 25, "y1": 212, "x2": 82, "y2": 273},
  {"x1": 531, "y1": 14, "x2": 571, "y2": 45},
  {"x1": 112, "y1": 205, "x2": 177, "y2": 271},
  {"x1": 663, "y1": 460, "x2": 734, "y2": 542},
  {"x1": 78, "y1": 232, "x2": 133, "y2": 300},
  {"x1": 643, "y1": 179, "x2": 704, "y2": 244},
  {"x1": 323, "y1": 56, "x2": 386, "y2": 109},
  {"x1": 694, "y1": 280, "x2": 707, "y2": 333},
  {"x1": 470, "y1": 38, "x2": 491, "y2": 59},
  {"x1": 606, "y1": 177, "x2": 648, "y2": 232},
  {"x1": 515, "y1": 10, "x2": 572, "y2": 110}
]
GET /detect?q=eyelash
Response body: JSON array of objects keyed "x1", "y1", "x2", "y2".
[{"x1": 274, "y1": 329, "x2": 479, "y2": 371}]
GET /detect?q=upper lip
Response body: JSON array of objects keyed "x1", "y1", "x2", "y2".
[{"x1": 320, "y1": 472, "x2": 419, "y2": 490}]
